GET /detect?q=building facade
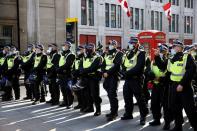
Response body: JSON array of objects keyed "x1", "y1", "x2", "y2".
[
  {"x1": 0, "y1": 0, "x2": 68, "y2": 50},
  {"x1": 69, "y1": 0, "x2": 197, "y2": 49}
]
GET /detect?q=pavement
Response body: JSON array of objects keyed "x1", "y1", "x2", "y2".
[{"x1": 0, "y1": 81, "x2": 193, "y2": 131}]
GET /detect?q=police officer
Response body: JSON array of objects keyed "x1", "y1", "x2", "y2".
[
  {"x1": 102, "y1": 40, "x2": 123, "y2": 121},
  {"x1": 32, "y1": 44, "x2": 47, "y2": 105},
  {"x1": 57, "y1": 41, "x2": 75, "y2": 108},
  {"x1": 167, "y1": 40, "x2": 197, "y2": 131},
  {"x1": 3, "y1": 46, "x2": 21, "y2": 101},
  {"x1": 46, "y1": 43, "x2": 61, "y2": 105},
  {"x1": 121, "y1": 38, "x2": 149, "y2": 125},
  {"x1": 149, "y1": 44, "x2": 168, "y2": 126},
  {"x1": 80, "y1": 43, "x2": 102, "y2": 116},
  {"x1": 21, "y1": 44, "x2": 35, "y2": 100},
  {"x1": 72, "y1": 45, "x2": 85, "y2": 109}
]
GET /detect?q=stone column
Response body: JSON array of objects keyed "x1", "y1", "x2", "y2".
[{"x1": 27, "y1": 0, "x2": 40, "y2": 44}]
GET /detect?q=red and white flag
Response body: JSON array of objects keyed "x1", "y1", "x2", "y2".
[
  {"x1": 118, "y1": 0, "x2": 131, "y2": 17},
  {"x1": 163, "y1": 2, "x2": 172, "y2": 22}
]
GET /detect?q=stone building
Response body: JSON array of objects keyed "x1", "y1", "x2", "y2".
[{"x1": 0, "y1": 0, "x2": 68, "y2": 50}]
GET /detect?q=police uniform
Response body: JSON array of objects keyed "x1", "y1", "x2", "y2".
[
  {"x1": 46, "y1": 50, "x2": 60, "y2": 105},
  {"x1": 121, "y1": 46, "x2": 149, "y2": 125},
  {"x1": 149, "y1": 54, "x2": 168, "y2": 126},
  {"x1": 21, "y1": 50, "x2": 35, "y2": 99},
  {"x1": 3, "y1": 52, "x2": 21, "y2": 100},
  {"x1": 72, "y1": 50, "x2": 84, "y2": 109},
  {"x1": 57, "y1": 49, "x2": 75, "y2": 108},
  {"x1": 32, "y1": 49, "x2": 47, "y2": 104},
  {"x1": 102, "y1": 48, "x2": 123, "y2": 121},
  {"x1": 167, "y1": 47, "x2": 197, "y2": 130},
  {"x1": 80, "y1": 46, "x2": 102, "y2": 116}
]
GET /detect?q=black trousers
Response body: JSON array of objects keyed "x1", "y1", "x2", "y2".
[
  {"x1": 34, "y1": 75, "x2": 46, "y2": 101},
  {"x1": 48, "y1": 77, "x2": 60, "y2": 102},
  {"x1": 103, "y1": 76, "x2": 119, "y2": 114},
  {"x1": 83, "y1": 77, "x2": 102, "y2": 110},
  {"x1": 59, "y1": 76, "x2": 74, "y2": 106},
  {"x1": 24, "y1": 72, "x2": 33, "y2": 98},
  {"x1": 169, "y1": 82, "x2": 197, "y2": 129},
  {"x1": 3, "y1": 75, "x2": 20, "y2": 100},
  {"x1": 123, "y1": 78, "x2": 148, "y2": 117}
]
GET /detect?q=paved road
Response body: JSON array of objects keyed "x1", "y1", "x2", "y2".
[{"x1": 0, "y1": 81, "x2": 193, "y2": 131}]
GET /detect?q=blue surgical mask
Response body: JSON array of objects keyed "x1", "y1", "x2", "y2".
[
  {"x1": 171, "y1": 49, "x2": 177, "y2": 55},
  {"x1": 128, "y1": 44, "x2": 134, "y2": 50},
  {"x1": 109, "y1": 45, "x2": 114, "y2": 51}
]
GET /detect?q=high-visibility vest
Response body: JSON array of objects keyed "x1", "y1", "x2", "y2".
[
  {"x1": 59, "y1": 53, "x2": 71, "y2": 67},
  {"x1": 7, "y1": 57, "x2": 16, "y2": 70},
  {"x1": 151, "y1": 61, "x2": 166, "y2": 84},
  {"x1": 74, "y1": 59, "x2": 80, "y2": 70},
  {"x1": 123, "y1": 51, "x2": 140, "y2": 71},
  {"x1": 34, "y1": 55, "x2": 42, "y2": 68},
  {"x1": 46, "y1": 56, "x2": 53, "y2": 69},
  {"x1": 104, "y1": 52, "x2": 117, "y2": 70},
  {"x1": 46, "y1": 53, "x2": 57, "y2": 69},
  {"x1": 22, "y1": 53, "x2": 33, "y2": 63},
  {"x1": 83, "y1": 55, "x2": 98, "y2": 69},
  {"x1": 0, "y1": 57, "x2": 5, "y2": 66},
  {"x1": 167, "y1": 54, "x2": 188, "y2": 82}
]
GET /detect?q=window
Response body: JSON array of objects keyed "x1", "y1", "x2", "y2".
[
  {"x1": 160, "y1": 12, "x2": 163, "y2": 31},
  {"x1": 81, "y1": 0, "x2": 87, "y2": 25},
  {"x1": 2, "y1": 26, "x2": 12, "y2": 37},
  {"x1": 88, "y1": 0, "x2": 94, "y2": 26},
  {"x1": 155, "y1": 11, "x2": 159, "y2": 30},
  {"x1": 141, "y1": 9, "x2": 144, "y2": 30},
  {"x1": 117, "y1": 5, "x2": 121, "y2": 28},
  {"x1": 176, "y1": 15, "x2": 179, "y2": 32},
  {"x1": 135, "y1": 8, "x2": 139, "y2": 30},
  {"x1": 170, "y1": 0, "x2": 179, "y2": 6},
  {"x1": 169, "y1": 14, "x2": 179, "y2": 33},
  {"x1": 105, "y1": 3, "x2": 110, "y2": 27},
  {"x1": 184, "y1": 16, "x2": 193, "y2": 34},
  {"x1": 111, "y1": 4, "x2": 116, "y2": 28},
  {"x1": 185, "y1": 0, "x2": 193, "y2": 8},
  {"x1": 130, "y1": 7, "x2": 134, "y2": 29},
  {"x1": 152, "y1": 0, "x2": 162, "y2": 2},
  {"x1": 0, "y1": 25, "x2": 13, "y2": 45},
  {"x1": 151, "y1": 11, "x2": 163, "y2": 31},
  {"x1": 151, "y1": 11, "x2": 154, "y2": 30}
]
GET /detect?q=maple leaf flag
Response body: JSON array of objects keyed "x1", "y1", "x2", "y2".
[
  {"x1": 163, "y1": 2, "x2": 172, "y2": 22},
  {"x1": 118, "y1": 0, "x2": 131, "y2": 17}
]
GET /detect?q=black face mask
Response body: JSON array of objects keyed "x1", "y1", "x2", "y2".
[{"x1": 86, "y1": 49, "x2": 93, "y2": 57}]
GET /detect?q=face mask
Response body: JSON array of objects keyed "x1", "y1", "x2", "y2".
[
  {"x1": 77, "y1": 51, "x2": 81, "y2": 56},
  {"x1": 62, "y1": 46, "x2": 66, "y2": 51},
  {"x1": 47, "y1": 47, "x2": 53, "y2": 53},
  {"x1": 86, "y1": 50, "x2": 93, "y2": 56},
  {"x1": 27, "y1": 47, "x2": 32, "y2": 52},
  {"x1": 159, "y1": 53, "x2": 163, "y2": 58},
  {"x1": 3, "y1": 50, "x2": 6, "y2": 54},
  {"x1": 36, "y1": 49, "x2": 42, "y2": 54},
  {"x1": 171, "y1": 49, "x2": 177, "y2": 56},
  {"x1": 108, "y1": 45, "x2": 114, "y2": 51},
  {"x1": 128, "y1": 44, "x2": 134, "y2": 50}
]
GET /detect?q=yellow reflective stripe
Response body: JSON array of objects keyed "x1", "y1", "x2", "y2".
[
  {"x1": 7, "y1": 57, "x2": 15, "y2": 70},
  {"x1": 34, "y1": 56, "x2": 42, "y2": 68},
  {"x1": 0, "y1": 58, "x2": 5, "y2": 66},
  {"x1": 124, "y1": 51, "x2": 139, "y2": 71},
  {"x1": 169, "y1": 54, "x2": 188, "y2": 82},
  {"x1": 22, "y1": 53, "x2": 33, "y2": 63},
  {"x1": 59, "y1": 53, "x2": 71, "y2": 67},
  {"x1": 104, "y1": 52, "x2": 117, "y2": 70},
  {"x1": 83, "y1": 56, "x2": 97, "y2": 69},
  {"x1": 151, "y1": 61, "x2": 166, "y2": 78}
]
